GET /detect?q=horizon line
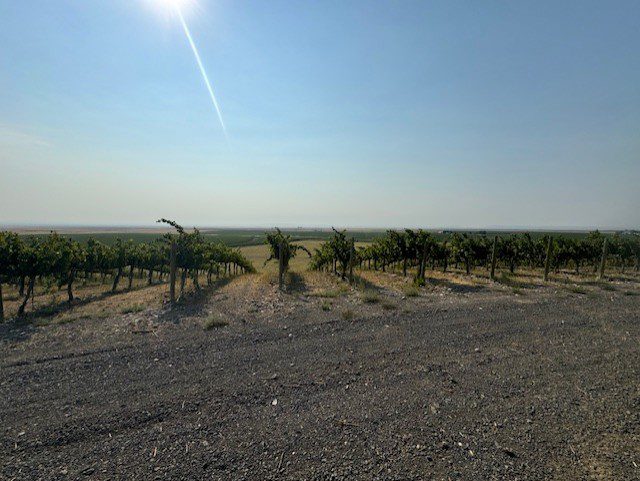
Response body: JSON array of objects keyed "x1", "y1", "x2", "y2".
[{"x1": 1, "y1": 223, "x2": 637, "y2": 233}]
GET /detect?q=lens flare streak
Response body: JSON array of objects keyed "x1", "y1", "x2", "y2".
[{"x1": 175, "y1": 5, "x2": 228, "y2": 141}]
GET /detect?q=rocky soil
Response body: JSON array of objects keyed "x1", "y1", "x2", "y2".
[{"x1": 1, "y1": 277, "x2": 639, "y2": 480}]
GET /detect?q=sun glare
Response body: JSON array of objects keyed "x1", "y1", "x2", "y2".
[
  {"x1": 145, "y1": 0, "x2": 195, "y2": 18},
  {"x1": 157, "y1": 0, "x2": 191, "y2": 9},
  {"x1": 143, "y1": 0, "x2": 228, "y2": 141}
]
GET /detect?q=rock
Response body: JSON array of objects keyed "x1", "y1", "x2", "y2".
[{"x1": 502, "y1": 447, "x2": 517, "y2": 458}]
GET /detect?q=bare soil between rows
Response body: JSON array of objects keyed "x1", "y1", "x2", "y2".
[{"x1": 1, "y1": 276, "x2": 639, "y2": 480}]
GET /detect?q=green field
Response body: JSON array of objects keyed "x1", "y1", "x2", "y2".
[
  {"x1": 11, "y1": 227, "x2": 615, "y2": 249},
  {"x1": 14, "y1": 228, "x2": 388, "y2": 247}
]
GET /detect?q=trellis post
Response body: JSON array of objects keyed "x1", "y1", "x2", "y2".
[
  {"x1": 598, "y1": 238, "x2": 608, "y2": 280},
  {"x1": 169, "y1": 239, "x2": 177, "y2": 304},
  {"x1": 543, "y1": 236, "x2": 553, "y2": 282},
  {"x1": 490, "y1": 236, "x2": 498, "y2": 280}
]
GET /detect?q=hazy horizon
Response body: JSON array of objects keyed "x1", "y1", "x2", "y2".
[
  {"x1": 1, "y1": 222, "x2": 635, "y2": 233},
  {"x1": 2, "y1": 1, "x2": 639, "y2": 228}
]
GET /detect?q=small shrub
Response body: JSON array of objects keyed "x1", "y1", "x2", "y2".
[
  {"x1": 33, "y1": 319, "x2": 52, "y2": 327},
  {"x1": 121, "y1": 304, "x2": 145, "y2": 314},
  {"x1": 321, "y1": 301, "x2": 331, "y2": 311},
  {"x1": 402, "y1": 285, "x2": 420, "y2": 297},
  {"x1": 566, "y1": 286, "x2": 587, "y2": 295},
  {"x1": 57, "y1": 314, "x2": 91, "y2": 325},
  {"x1": 624, "y1": 290, "x2": 639, "y2": 296},
  {"x1": 259, "y1": 271, "x2": 278, "y2": 285},
  {"x1": 203, "y1": 315, "x2": 228, "y2": 330},
  {"x1": 512, "y1": 287, "x2": 523, "y2": 295},
  {"x1": 315, "y1": 289, "x2": 339, "y2": 298},
  {"x1": 599, "y1": 283, "x2": 615, "y2": 291},
  {"x1": 341, "y1": 309, "x2": 355, "y2": 321},
  {"x1": 361, "y1": 290, "x2": 380, "y2": 304},
  {"x1": 38, "y1": 304, "x2": 61, "y2": 317},
  {"x1": 381, "y1": 301, "x2": 396, "y2": 310},
  {"x1": 314, "y1": 285, "x2": 349, "y2": 298}
]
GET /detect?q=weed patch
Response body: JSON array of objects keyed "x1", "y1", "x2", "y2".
[
  {"x1": 121, "y1": 304, "x2": 145, "y2": 314},
  {"x1": 313, "y1": 285, "x2": 349, "y2": 298},
  {"x1": 341, "y1": 309, "x2": 355, "y2": 321},
  {"x1": 204, "y1": 315, "x2": 229, "y2": 330},
  {"x1": 361, "y1": 290, "x2": 380, "y2": 304},
  {"x1": 566, "y1": 286, "x2": 587, "y2": 295},
  {"x1": 402, "y1": 285, "x2": 420, "y2": 297}
]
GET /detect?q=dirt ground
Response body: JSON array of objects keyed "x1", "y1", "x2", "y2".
[{"x1": 1, "y1": 266, "x2": 639, "y2": 480}]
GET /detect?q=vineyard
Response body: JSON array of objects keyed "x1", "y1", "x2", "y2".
[
  {"x1": 310, "y1": 229, "x2": 640, "y2": 282},
  {"x1": 1, "y1": 224, "x2": 639, "y2": 322},
  {"x1": 0, "y1": 220, "x2": 254, "y2": 321}
]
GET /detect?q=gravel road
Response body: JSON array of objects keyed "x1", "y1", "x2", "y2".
[{"x1": 1, "y1": 284, "x2": 639, "y2": 480}]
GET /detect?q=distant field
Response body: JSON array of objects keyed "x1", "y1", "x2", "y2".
[
  {"x1": 239, "y1": 240, "x2": 370, "y2": 273},
  {"x1": 10, "y1": 228, "x2": 386, "y2": 247},
  {"x1": 6, "y1": 227, "x2": 607, "y2": 248},
  {"x1": 240, "y1": 240, "x2": 324, "y2": 273}
]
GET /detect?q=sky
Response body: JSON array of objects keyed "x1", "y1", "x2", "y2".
[{"x1": 0, "y1": 0, "x2": 638, "y2": 229}]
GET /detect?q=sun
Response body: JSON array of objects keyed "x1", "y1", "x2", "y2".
[
  {"x1": 157, "y1": 0, "x2": 190, "y2": 7},
  {"x1": 144, "y1": 0, "x2": 195, "y2": 17}
]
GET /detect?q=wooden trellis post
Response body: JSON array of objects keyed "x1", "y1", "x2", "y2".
[
  {"x1": 348, "y1": 239, "x2": 355, "y2": 284},
  {"x1": 278, "y1": 241, "x2": 285, "y2": 291},
  {"x1": 169, "y1": 239, "x2": 177, "y2": 304},
  {"x1": 419, "y1": 242, "x2": 428, "y2": 280},
  {"x1": 490, "y1": 236, "x2": 498, "y2": 280},
  {"x1": 543, "y1": 236, "x2": 553, "y2": 282},
  {"x1": 598, "y1": 238, "x2": 608, "y2": 280}
]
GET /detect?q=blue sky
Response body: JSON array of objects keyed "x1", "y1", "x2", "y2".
[{"x1": 1, "y1": 0, "x2": 638, "y2": 228}]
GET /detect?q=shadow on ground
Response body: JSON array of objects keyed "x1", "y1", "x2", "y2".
[
  {"x1": 10, "y1": 281, "x2": 168, "y2": 324},
  {"x1": 424, "y1": 275, "x2": 486, "y2": 293},
  {"x1": 0, "y1": 319, "x2": 37, "y2": 344},
  {"x1": 284, "y1": 272, "x2": 308, "y2": 294},
  {"x1": 158, "y1": 276, "x2": 235, "y2": 324},
  {"x1": 352, "y1": 273, "x2": 381, "y2": 292},
  {"x1": 492, "y1": 273, "x2": 541, "y2": 290}
]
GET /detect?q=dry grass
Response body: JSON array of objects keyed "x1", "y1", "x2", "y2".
[
  {"x1": 361, "y1": 290, "x2": 380, "y2": 304},
  {"x1": 341, "y1": 309, "x2": 355, "y2": 321},
  {"x1": 239, "y1": 240, "x2": 369, "y2": 274},
  {"x1": 1, "y1": 275, "x2": 167, "y2": 321},
  {"x1": 566, "y1": 285, "x2": 588, "y2": 295},
  {"x1": 311, "y1": 283, "x2": 350, "y2": 298},
  {"x1": 203, "y1": 314, "x2": 229, "y2": 330},
  {"x1": 239, "y1": 241, "x2": 326, "y2": 274},
  {"x1": 356, "y1": 266, "x2": 491, "y2": 294},
  {"x1": 33, "y1": 313, "x2": 94, "y2": 327},
  {"x1": 402, "y1": 285, "x2": 421, "y2": 297},
  {"x1": 120, "y1": 304, "x2": 145, "y2": 314},
  {"x1": 381, "y1": 301, "x2": 396, "y2": 310}
]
